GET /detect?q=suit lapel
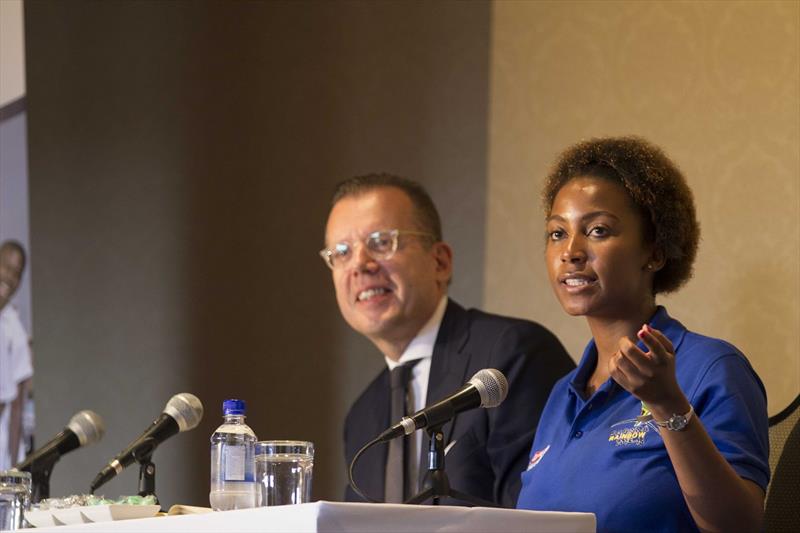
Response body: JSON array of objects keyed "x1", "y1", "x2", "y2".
[
  {"x1": 417, "y1": 299, "x2": 473, "y2": 483},
  {"x1": 354, "y1": 368, "x2": 391, "y2": 500}
]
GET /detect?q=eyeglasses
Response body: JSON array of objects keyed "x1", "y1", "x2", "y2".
[{"x1": 319, "y1": 229, "x2": 435, "y2": 270}]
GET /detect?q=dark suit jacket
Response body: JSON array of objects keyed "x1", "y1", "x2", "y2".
[{"x1": 344, "y1": 299, "x2": 574, "y2": 508}]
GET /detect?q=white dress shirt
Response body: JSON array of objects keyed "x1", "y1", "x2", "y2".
[{"x1": 384, "y1": 295, "x2": 448, "y2": 494}]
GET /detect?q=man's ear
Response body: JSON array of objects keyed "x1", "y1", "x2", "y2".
[{"x1": 432, "y1": 241, "x2": 453, "y2": 285}]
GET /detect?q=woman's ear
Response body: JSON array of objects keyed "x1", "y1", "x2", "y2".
[{"x1": 645, "y1": 247, "x2": 666, "y2": 272}]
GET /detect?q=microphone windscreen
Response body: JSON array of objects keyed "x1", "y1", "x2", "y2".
[
  {"x1": 165, "y1": 393, "x2": 204, "y2": 432},
  {"x1": 67, "y1": 410, "x2": 105, "y2": 447},
  {"x1": 469, "y1": 368, "x2": 508, "y2": 408}
]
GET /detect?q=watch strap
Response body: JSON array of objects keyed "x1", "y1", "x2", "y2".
[{"x1": 653, "y1": 405, "x2": 694, "y2": 431}]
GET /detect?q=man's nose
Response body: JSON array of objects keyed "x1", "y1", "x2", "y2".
[{"x1": 352, "y1": 243, "x2": 379, "y2": 273}]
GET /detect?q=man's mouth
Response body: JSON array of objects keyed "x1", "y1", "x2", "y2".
[{"x1": 357, "y1": 287, "x2": 391, "y2": 302}]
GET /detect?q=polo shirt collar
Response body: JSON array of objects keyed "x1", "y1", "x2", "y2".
[
  {"x1": 568, "y1": 306, "x2": 687, "y2": 400},
  {"x1": 650, "y1": 306, "x2": 688, "y2": 351}
]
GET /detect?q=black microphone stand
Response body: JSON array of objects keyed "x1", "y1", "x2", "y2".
[
  {"x1": 404, "y1": 424, "x2": 496, "y2": 507},
  {"x1": 132, "y1": 438, "x2": 159, "y2": 504},
  {"x1": 27, "y1": 454, "x2": 58, "y2": 503}
]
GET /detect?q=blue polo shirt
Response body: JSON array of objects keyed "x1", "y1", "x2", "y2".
[{"x1": 516, "y1": 307, "x2": 769, "y2": 533}]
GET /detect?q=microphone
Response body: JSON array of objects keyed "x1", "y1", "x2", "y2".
[
  {"x1": 377, "y1": 368, "x2": 508, "y2": 442},
  {"x1": 15, "y1": 410, "x2": 105, "y2": 471},
  {"x1": 90, "y1": 393, "x2": 203, "y2": 492}
]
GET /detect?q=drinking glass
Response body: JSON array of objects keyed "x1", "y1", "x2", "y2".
[
  {"x1": 255, "y1": 440, "x2": 313, "y2": 506},
  {"x1": 0, "y1": 470, "x2": 31, "y2": 531}
]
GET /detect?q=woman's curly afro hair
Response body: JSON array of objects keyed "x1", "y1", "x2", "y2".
[{"x1": 542, "y1": 136, "x2": 700, "y2": 295}]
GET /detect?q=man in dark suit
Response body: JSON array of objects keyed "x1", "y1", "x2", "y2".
[{"x1": 321, "y1": 174, "x2": 574, "y2": 508}]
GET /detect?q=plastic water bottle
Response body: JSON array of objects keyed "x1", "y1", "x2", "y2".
[{"x1": 209, "y1": 399, "x2": 257, "y2": 511}]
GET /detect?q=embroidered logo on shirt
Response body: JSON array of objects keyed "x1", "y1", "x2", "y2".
[
  {"x1": 636, "y1": 402, "x2": 654, "y2": 424},
  {"x1": 526, "y1": 444, "x2": 550, "y2": 471},
  {"x1": 608, "y1": 403, "x2": 659, "y2": 447}
]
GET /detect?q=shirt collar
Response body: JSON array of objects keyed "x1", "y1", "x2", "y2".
[
  {"x1": 568, "y1": 306, "x2": 687, "y2": 398},
  {"x1": 385, "y1": 296, "x2": 448, "y2": 370},
  {"x1": 650, "y1": 306, "x2": 687, "y2": 350}
]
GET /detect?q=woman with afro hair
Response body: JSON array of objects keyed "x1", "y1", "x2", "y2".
[{"x1": 516, "y1": 137, "x2": 769, "y2": 532}]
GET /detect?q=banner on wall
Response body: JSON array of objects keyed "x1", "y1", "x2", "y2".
[{"x1": 0, "y1": 0, "x2": 35, "y2": 467}]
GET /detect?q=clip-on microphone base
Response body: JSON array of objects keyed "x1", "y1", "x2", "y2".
[
  {"x1": 132, "y1": 439, "x2": 159, "y2": 504},
  {"x1": 26, "y1": 454, "x2": 58, "y2": 503},
  {"x1": 404, "y1": 424, "x2": 495, "y2": 507}
]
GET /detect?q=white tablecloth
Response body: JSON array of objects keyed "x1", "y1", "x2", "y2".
[{"x1": 29, "y1": 501, "x2": 596, "y2": 532}]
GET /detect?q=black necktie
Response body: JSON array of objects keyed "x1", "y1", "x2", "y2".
[{"x1": 385, "y1": 360, "x2": 419, "y2": 503}]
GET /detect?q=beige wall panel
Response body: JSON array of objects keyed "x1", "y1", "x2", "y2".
[
  {"x1": 486, "y1": 0, "x2": 799, "y2": 415},
  {"x1": 0, "y1": 0, "x2": 26, "y2": 105}
]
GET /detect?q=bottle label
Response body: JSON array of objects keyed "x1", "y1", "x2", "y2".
[{"x1": 223, "y1": 445, "x2": 247, "y2": 481}]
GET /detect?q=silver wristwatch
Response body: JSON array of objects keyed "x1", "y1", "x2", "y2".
[{"x1": 653, "y1": 405, "x2": 694, "y2": 431}]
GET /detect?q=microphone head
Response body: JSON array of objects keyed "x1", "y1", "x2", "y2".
[
  {"x1": 67, "y1": 410, "x2": 105, "y2": 447},
  {"x1": 164, "y1": 393, "x2": 204, "y2": 432},
  {"x1": 469, "y1": 369, "x2": 508, "y2": 408}
]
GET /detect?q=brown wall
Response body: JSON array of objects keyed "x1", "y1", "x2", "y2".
[
  {"x1": 25, "y1": 1, "x2": 490, "y2": 506},
  {"x1": 485, "y1": 0, "x2": 800, "y2": 416}
]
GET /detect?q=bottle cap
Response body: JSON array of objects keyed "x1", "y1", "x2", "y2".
[{"x1": 222, "y1": 399, "x2": 246, "y2": 416}]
